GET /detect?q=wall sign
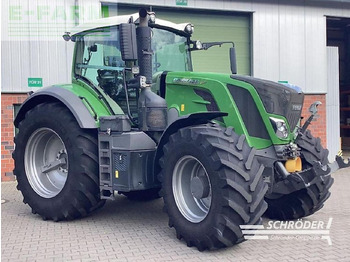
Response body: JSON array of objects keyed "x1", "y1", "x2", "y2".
[
  {"x1": 176, "y1": 0, "x2": 188, "y2": 6},
  {"x1": 28, "y1": 78, "x2": 43, "y2": 87}
]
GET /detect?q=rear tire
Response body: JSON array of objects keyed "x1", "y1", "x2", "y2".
[
  {"x1": 13, "y1": 102, "x2": 105, "y2": 221},
  {"x1": 158, "y1": 124, "x2": 268, "y2": 250},
  {"x1": 265, "y1": 130, "x2": 334, "y2": 220}
]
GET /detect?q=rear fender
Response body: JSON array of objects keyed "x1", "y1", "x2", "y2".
[{"x1": 14, "y1": 86, "x2": 98, "y2": 129}]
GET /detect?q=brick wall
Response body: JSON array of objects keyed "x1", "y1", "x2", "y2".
[
  {"x1": 1, "y1": 93, "x2": 28, "y2": 181},
  {"x1": 301, "y1": 94, "x2": 327, "y2": 146}
]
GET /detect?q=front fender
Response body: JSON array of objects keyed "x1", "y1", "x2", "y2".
[
  {"x1": 153, "y1": 111, "x2": 228, "y2": 176},
  {"x1": 14, "y1": 86, "x2": 101, "y2": 129}
]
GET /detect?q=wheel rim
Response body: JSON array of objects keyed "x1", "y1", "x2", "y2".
[
  {"x1": 24, "y1": 128, "x2": 68, "y2": 198},
  {"x1": 172, "y1": 155, "x2": 212, "y2": 223}
]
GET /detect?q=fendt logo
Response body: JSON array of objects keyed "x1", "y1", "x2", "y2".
[
  {"x1": 240, "y1": 218, "x2": 333, "y2": 245},
  {"x1": 292, "y1": 104, "x2": 302, "y2": 111}
]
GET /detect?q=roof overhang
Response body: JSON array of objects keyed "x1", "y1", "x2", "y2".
[{"x1": 69, "y1": 13, "x2": 191, "y2": 37}]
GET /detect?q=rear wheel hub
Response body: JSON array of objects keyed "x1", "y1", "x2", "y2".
[{"x1": 24, "y1": 128, "x2": 68, "y2": 198}]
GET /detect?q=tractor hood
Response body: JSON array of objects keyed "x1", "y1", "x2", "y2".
[
  {"x1": 163, "y1": 71, "x2": 305, "y2": 148},
  {"x1": 163, "y1": 72, "x2": 304, "y2": 134}
]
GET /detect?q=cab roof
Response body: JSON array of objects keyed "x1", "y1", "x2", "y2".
[{"x1": 70, "y1": 13, "x2": 191, "y2": 37}]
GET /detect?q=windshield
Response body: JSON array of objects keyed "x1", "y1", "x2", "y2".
[
  {"x1": 151, "y1": 28, "x2": 192, "y2": 73},
  {"x1": 73, "y1": 26, "x2": 191, "y2": 117},
  {"x1": 74, "y1": 26, "x2": 191, "y2": 84},
  {"x1": 74, "y1": 26, "x2": 124, "y2": 87}
]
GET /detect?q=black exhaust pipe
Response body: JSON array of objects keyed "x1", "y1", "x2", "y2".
[
  {"x1": 136, "y1": 8, "x2": 152, "y2": 85},
  {"x1": 136, "y1": 9, "x2": 168, "y2": 132}
]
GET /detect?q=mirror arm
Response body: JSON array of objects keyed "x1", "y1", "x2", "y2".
[
  {"x1": 190, "y1": 41, "x2": 234, "y2": 51},
  {"x1": 202, "y1": 41, "x2": 234, "y2": 50}
]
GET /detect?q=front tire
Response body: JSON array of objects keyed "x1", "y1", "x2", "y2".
[
  {"x1": 265, "y1": 130, "x2": 334, "y2": 220},
  {"x1": 13, "y1": 102, "x2": 105, "y2": 221},
  {"x1": 158, "y1": 124, "x2": 268, "y2": 250}
]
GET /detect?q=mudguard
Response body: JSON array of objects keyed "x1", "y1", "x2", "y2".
[
  {"x1": 14, "y1": 86, "x2": 97, "y2": 129},
  {"x1": 153, "y1": 111, "x2": 228, "y2": 175}
]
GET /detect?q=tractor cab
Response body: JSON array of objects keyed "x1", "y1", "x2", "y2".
[{"x1": 65, "y1": 12, "x2": 196, "y2": 126}]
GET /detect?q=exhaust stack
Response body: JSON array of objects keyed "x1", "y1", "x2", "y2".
[
  {"x1": 136, "y1": 8, "x2": 152, "y2": 85},
  {"x1": 136, "y1": 9, "x2": 168, "y2": 131}
]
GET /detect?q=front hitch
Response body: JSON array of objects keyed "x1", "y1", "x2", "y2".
[
  {"x1": 272, "y1": 156, "x2": 349, "y2": 195},
  {"x1": 297, "y1": 101, "x2": 322, "y2": 139}
]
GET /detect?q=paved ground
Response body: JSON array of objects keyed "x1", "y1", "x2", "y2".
[{"x1": 2, "y1": 167, "x2": 350, "y2": 262}]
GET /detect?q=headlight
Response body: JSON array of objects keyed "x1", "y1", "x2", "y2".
[
  {"x1": 149, "y1": 13, "x2": 156, "y2": 24},
  {"x1": 185, "y1": 24, "x2": 194, "y2": 34},
  {"x1": 270, "y1": 117, "x2": 289, "y2": 139},
  {"x1": 195, "y1": 40, "x2": 202, "y2": 50}
]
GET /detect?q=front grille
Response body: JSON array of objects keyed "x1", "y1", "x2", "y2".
[
  {"x1": 284, "y1": 93, "x2": 304, "y2": 131},
  {"x1": 228, "y1": 84, "x2": 270, "y2": 139},
  {"x1": 286, "y1": 107, "x2": 302, "y2": 131},
  {"x1": 230, "y1": 75, "x2": 304, "y2": 132}
]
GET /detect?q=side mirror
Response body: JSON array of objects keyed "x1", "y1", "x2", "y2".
[
  {"x1": 119, "y1": 23, "x2": 138, "y2": 61},
  {"x1": 230, "y1": 47, "x2": 237, "y2": 74}
]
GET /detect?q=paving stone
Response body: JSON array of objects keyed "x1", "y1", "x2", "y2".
[{"x1": 2, "y1": 168, "x2": 350, "y2": 261}]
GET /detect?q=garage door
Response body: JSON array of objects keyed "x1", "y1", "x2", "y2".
[{"x1": 103, "y1": 4, "x2": 251, "y2": 75}]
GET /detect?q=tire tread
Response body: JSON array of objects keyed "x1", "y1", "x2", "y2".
[{"x1": 159, "y1": 124, "x2": 267, "y2": 250}]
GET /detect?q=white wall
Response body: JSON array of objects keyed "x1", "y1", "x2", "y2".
[
  {"x1": 2, "y1": 0, "x2": 350, "y2": 94},
  {"x1": 327, "y1": 47, "x2": 340, "y2": 161},
  {"x1": 251, "y1": 0, "x2": 350, "y2": 94},
  {"x1": 1, "y1": 0, "x2": 101, "y2": 93}
]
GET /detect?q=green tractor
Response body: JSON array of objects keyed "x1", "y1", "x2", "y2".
[{"x1": 13, "y1": 9, "x2": 349, "y2": 250}]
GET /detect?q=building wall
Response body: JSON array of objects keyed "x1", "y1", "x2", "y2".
[
  {"x1": 1, "y1": 94, "x2": 28, "y2": 181},
  {"x1": 1, "y1": 0, "x2": 101, "y2": 93},
  {"x1": 301, "y1": 94, "x2": 327, "y2": 146},
  {"x1": 327, "y1": 47, "x2": 341, "y2": 160}
]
